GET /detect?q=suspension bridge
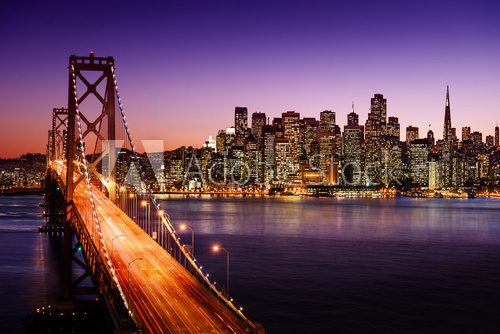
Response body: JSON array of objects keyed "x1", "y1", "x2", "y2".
[{"x1": 43, "y1": 52, "x2": 264, "y2": 333}]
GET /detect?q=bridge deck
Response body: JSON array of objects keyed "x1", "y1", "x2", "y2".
[{"x1": 72, "y1": 181, "x2": 250, "y2": 333}]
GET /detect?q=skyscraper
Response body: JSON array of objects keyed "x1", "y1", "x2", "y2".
[
  {"x1": 347, "y1": 113, "x2": 358, "y2": 126},
  {"x1": 462, "y1": 126, "x2": 471, "y2": 141},
  {"x1": 387, "y1": 116, "x2": 400, "y2": 139},
  {"x1": 275, "y1": 137, "x2": 291, "y2": 183},
  {"x1": 216, "y1": 129, "x2": 227, "y2": 154},
  {"x1": 381, "y1": 137, "x2": 403, "y2": 187},
  {"x1": 318, "y1": 130, "x2": 336, "y2": 184},
  {"x1": 244, "y1": 134, "x2": 261, "y2": 183},
  {"x1": 343, "y1": 110, "x2": 364, "y2": 185},
  {"x1": 409, "y1": 139, "x2": 431, "y2": 187},
  {"x1": 371, "y1": 94, "x2": 387, "y2": 134},
  {"x1": 234, "y1": 107, "x2": 248, "y2": 142},
  {"x1": 203, "y1": 135, "x2": 216, "y2": 152},
  {"x1": 262, "y1": 125, "x2": 277, "y2": 184},
  {"x1": 495, "y1": 125, "x2": 499, "y2": 147},
  {"x1": 406, "y1": 125, "x2": 419, "y2": 144},
  {"x1": 382, "y1": 116, "x2": 402, "y2": 187},
  {"x1": 317, "y1": 110, "x2": 338, "y2": 184},
  {"x1": 471, "y1": 131, "x2": 483, "y2": 145},
  {"x1": 441, "y1": 86, "x2": 454, "y2": 187},
  {"x1": 251, "y1": 112, "x2": 266, "y2": 146},
  {"x1": 486, "y1": 135, "x2": 494, "y2": 148},
  {"x1": 282, "y1": 111, "x2": 301, "y2": 173},
  {"x1": 272, "y1": 117, "x2": 283, "y2": 138},
  {"x1": 427, "y1": 129, "x2": 435, "y2": 146},
  {"x1": 302, "y1": 117, "x2": 318, "y2": 160},
  {"x1": 364, "y1": 94, "x2": 387, "y2": 185},
  {"x1": 319, "y1": 110, "x2": 336, "y2": 132},
  {"x1": 428, "y1": 154, "x2": 441, "y2": 191}
]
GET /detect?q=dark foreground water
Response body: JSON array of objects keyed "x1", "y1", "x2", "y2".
[
  {"x1": 0, "y1": 195, "x2": 61, "y2": 333},
  {"x1": 1, "y1": 195, "x2": 500, "y2": 333}
]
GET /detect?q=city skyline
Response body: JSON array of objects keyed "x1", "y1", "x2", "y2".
[
  {"x1": 1, "y1": 0, "x2": 500, "y2": 157},
  {"x1": 1, "y1": 86, "x2": 498, "y2": 158}
]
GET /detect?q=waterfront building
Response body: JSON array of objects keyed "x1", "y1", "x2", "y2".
[
  {"x1": 381, "y1": 137, "x2": 403, "y2": 187},
  {"x1": 275, "y1": 137, "x2": 291, "y2": 184},
  {"x1": 318, "y1": 130, "x2": 336, "y2": 184},
  {"x1": 282, "y1": 111, "x2": 301, "y2": 173},
  {"x1": 428, "y1": 155, "x2": 442, "y2": 190},
  {"x1": 342, "y1": 112, "x2": 364, "y2": 185},
  {"x1": 262, "y1": 125, "x2": 277, "y2": 184},
  {"x1": 478, "y1": 153, "x2": 491, "y2": 180},
  {"x1": 409, "y1": 138, "x2": 431, "y2": 187},
  {"x1": 244, "y1": 134, "x2": 262, "y2": 185},
  {"x1": 302, "y1": 117, "x2": 318, "y2": 160}
]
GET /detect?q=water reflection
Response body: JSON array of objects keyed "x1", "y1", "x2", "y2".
[
  {"x1": 162, "y1": 196, "x2": 500, "y2": 243},
  {"x1": 162, "y1": 196, "x2": 500, "y2": 333}
]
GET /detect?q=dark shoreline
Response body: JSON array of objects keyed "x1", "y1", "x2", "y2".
[{"x1": 0, "y1": 188, "x2": 44, "y2": 196}]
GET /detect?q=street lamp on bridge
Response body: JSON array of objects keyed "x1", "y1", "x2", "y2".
[
  {"x1": 179, "y1": 223, "x2": 195, "y2": 257},
  {"x1": 212, "y1": 244, "x2": 230, "y2": 296},
  {"x1": 111, "y1": 234, "x2": 124, "y2": 257},
  {"x1": 141, "y1": 199, "x2": 150, "y2": 234},
  {"x1": 127, "y1": 257, "x2": 143, "y2": 313}
]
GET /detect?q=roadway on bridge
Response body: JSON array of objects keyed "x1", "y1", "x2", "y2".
[{"x1": 73, "y1": 183, "x2": 250, "y2": 333}]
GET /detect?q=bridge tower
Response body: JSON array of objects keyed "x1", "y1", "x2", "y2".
[
  {"x1": 44, "y1": 108, "x2": 68, "y2": 228},
  {"x1": 64, "y1": 52, "x2": 118, "y2": 299}
]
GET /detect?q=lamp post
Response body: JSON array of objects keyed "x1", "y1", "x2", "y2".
[
  {"x1": 141, "y1": 199, "x2": 150, "y2": 234},
  {"x1": 128, "y1": 193, "x2": 133, "y2": 218},
  {"x1": 127, "y1": 257, "x2": 143, "y2": 310},
  {"x1": 128, "y1": 193, "x2": 138, "y2": 220},
  {"x1": 179, "y1": 224, "x2": 195, "y2": 257},
  {"x1": 111, "y1": 234, "x2": 124, "y2": 257},
  {"x1": 212, "y1": 244, "x2": 230, "y2": 296},
  {"x1": 158, "y1": 210, "x2": 164, "y2": 246}
]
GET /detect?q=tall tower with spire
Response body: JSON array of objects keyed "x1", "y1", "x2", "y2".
[
  {"x1": 442, "y1": 85, "x2": 454, "y2": 187},
  {"x1": 444, "y1": 86, "x2": 452, "y2": 138}
]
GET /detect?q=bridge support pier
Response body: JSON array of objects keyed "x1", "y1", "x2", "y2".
[{"x1": 40, "y1": 172, "x2": 65, "y2": 233}]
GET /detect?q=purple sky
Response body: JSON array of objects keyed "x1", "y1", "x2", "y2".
[{"x1": 1, "y1": 0, "x2": 499, "y2": 157}]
